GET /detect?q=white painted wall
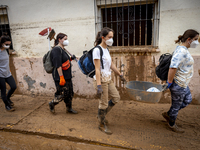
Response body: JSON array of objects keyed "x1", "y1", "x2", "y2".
[
  {"x1": 1, "y1": 0, "x2": 96, "y2": 57},
  {"x1": 159, "y1": 0, "x2": 200, "y2": 55}
]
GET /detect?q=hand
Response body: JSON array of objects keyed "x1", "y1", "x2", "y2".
[
  {"x1": 97, "y1": 85, "x2": 103, "y2": 98},
  {"x1": 59, "y1": 75, "x2": 66, "y2": 86},
  {"x1": 167, "y1": 81, "x2": 172, "y2": 89},
  {"x1": 120, "y1": 75, "x2": 126, "y2": 83},
  {"x1": 71, "y1": 55, "x2": 76, "y2": 60}
]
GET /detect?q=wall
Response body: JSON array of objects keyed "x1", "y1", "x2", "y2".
[
  {"x1": 159, "y1": 0, "x2": 200, "y2": 55},
  {"x1": 2, "y1": 0, "x2": 200, "y2": 105}
]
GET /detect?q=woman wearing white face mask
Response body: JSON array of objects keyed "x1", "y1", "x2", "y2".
[
  {"x1": 0, "y1": 34, "x2": 17, "y2": 112},
  {"x1": 93, "y1": 27, "x2": 126, "y2": 134},
  {"x1": 48, "y1": 33, "x2": 77, "y2": 114},
  {"x1": 162, "y1": 29, "x2": 199, "y2": 133}
]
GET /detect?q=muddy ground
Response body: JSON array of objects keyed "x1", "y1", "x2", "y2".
[{"x1": 0, "y1": 95, "x2": 200, "y2": 150}]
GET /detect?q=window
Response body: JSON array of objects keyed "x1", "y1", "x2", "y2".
[
  {"x1": 0, "y1": 5, "x2": 13, "y2": 49},
  {"x1": 95, "y1": 0, "x2": 160, "y2": 47}
]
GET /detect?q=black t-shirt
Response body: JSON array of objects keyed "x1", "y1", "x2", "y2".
[{"x1": 50, "y1": 46, "x2": 72, "y2": 81}]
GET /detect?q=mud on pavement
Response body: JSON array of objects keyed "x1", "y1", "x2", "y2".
[{"x1": 0, "y1": 95, "x2": 200, "y2": 150}]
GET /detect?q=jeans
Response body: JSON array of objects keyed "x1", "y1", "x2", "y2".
[
  {"x1": 168, "y1": 82, "x2": 192, "y2": 121},
  {"x1": 0, "y1": 75, "x2": 17, "y2": 106}
]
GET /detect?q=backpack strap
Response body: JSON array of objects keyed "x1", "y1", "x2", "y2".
[
  {"x1": 6, "y1": 49, "x2": 9, "y2": 55},
  {"x1": 96, "y1": 45, "x2": 104, "y2": 69}
]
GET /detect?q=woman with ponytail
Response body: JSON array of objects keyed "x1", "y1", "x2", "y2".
[
  {"x1": 0, "y1": 34, "x2": 16, "y2": 112},
  {"x1": 48, "y1": 33, "x2": 77, "y2": 114},
  {"x1": 93, "y1": 27, "x2": 126, "y2": 134},
  {"x1": 162, "y1": 29, "x2": 199, "y2": 133}
]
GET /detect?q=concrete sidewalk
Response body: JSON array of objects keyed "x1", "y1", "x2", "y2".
[{"x1": 0, "y1": 95, "x2": 200, "y2": 150}]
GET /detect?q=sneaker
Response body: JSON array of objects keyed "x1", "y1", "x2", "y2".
[
  {"x1": 49, "y1": 102, "x2": 55, "y2": 114},
  {"x1": 5, "y1": 105, "x2": 15, "y2": 112},
  {"x1": 162, "y1": 112, "x2": 170, "y2": 122},
  {"x1": 8, "y1": 99, "x2": 14, "y2": 107},
  {"x1": 168, "y1": 123, "x2": 185, "y2": 133}
]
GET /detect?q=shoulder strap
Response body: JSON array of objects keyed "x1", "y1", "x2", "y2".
[
  {"x1": 6, "y1": 49, "x2": 9, "y2": 55},
  {"x1": 96, "y1": 45, "x2": 104, "y2": 69}
]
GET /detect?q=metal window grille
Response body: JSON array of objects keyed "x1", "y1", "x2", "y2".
[
  {"x1": 0, "y1": 5, "x2": 13, "y2": 49},
  {"x1": 94, "y1": 0, "x2": 160, "y2": 47}
]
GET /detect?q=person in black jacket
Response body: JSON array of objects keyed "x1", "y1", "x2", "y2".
[{"x1": 49, "y1": 33, "x2": 77, "y2": 114}]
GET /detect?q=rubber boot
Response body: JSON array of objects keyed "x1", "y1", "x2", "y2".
[
  {"x1": 98, "y1": 109, "x2": 112, "y2": 135},
  {"x1": 49, "y1": 100, "x2": 58, "y2": 114},
  {"x1": 98, "y1": 99, "x2": 115, "y2": 124},
  {"x1": 66, "y1": 101, "x2": 78, "y2": 114}
]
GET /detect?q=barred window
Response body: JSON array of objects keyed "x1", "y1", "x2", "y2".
[
  {"x1": 0, "y1": 5, "x2": 13, "y2": 49},
  {"x1": 95, "y1": 0, "x2": 160, "y2": 47}
]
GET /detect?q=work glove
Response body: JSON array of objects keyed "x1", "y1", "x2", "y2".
[
  {"x1": 120, "y1": 75, "x2": 127, "y2": 83},
  {"x1": 97, "y1": 85, "x2": 103, "y2": 98},
  {"x1": 71, "y1": 55, "x2": 76, "y2": 60},
  {"x1": 59, "y1": 75, "x2": 66, "y2": 86},
  {"x1": 166, "y1": 81, "x2": 172, "y2": 89}
]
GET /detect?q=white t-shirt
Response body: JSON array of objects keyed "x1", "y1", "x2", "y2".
[{"x1": 92, "y1": 45, "x2": 112, "y2": 82}]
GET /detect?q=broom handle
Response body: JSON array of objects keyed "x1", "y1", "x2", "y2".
[{"x1": 47, "y1": 28, "x2": 51, "y2": 51}]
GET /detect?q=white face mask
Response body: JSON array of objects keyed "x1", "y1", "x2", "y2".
[
  {"x1": 190, "y1": 40, "x2": 199, "y2": 48},
  {"x1": 3, "y1": 44, "x2": 10, "y2": 49},
  {"x1": 105, "y1": 38, "x2": 113, "y2": 46},
  {"x1": 63, "y1": 40, "x2": 69, "y2": 46}
]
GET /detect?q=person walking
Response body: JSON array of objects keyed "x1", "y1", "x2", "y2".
[
  {"x1": 93, "y1": 27, "x2": 126, "y2": 134},
  {"x1": 162, "y1": 29, "x2": 199, "y2": 133},
  {"x1": 48, "y1": 33, "x2": 77, "y2": 114},
  {"x1": 0, "y1": 34, "x2": 17, "y2": 111}
]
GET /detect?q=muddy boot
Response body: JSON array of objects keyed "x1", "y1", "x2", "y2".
[
  {"x1": 168, "y1": 123, "x2": 185, "y2": 133},
  {"x1": 106, "y1": 99, "x2": 115, "y2": 115},
  {"x1": 98, "y1": 109, "x2": 112, "y2": 135},
  {"x1": 162, "y1": 112, "x2": 170, "y2": 122},
  {"x1": 5, "y1": 105, "x2": 15, "y2": 112},
  {"x1": 66, "y1": 101, "x2": 77, "y2": 114},
  {"x1": 49, "y1": 101, "x2": 58, "y2": 114},
  {"x1": 2, "y1": 96, "x2": 15, "y2": 112}
]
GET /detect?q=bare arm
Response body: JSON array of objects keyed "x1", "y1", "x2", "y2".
[
  {"x1": 57, "y1": 67, "x2": 63, "y2": 76},
  {"x1": 110, "y1": 62, "x2": 121, "y2": 76},
  {"x1": 167, "y1": 68, "x2": 177, "y2": 83},
  {"x1": 94, "y1": 59, "x2": 101, "y2": 85}
]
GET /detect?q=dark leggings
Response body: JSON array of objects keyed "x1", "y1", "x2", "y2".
[
  {"x1": 0, "y1": 75, "x2": 17, "y2": 106},
  {"x1": 54, "y1": 79, "x2": 74, "y2": 108}
]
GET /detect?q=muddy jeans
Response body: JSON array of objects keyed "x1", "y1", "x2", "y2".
[
  {"x1": 93, "y1": 80, "x2": 120, "y2": 109},
  {"x1": 168, "y1": 82, "x2": 192, "y2": 122}
]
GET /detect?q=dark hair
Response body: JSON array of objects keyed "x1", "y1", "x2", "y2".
[
  {"x1": 54, "y1": 33, "x2": 67, "y2": 46},
  {"x1": 94, "y1": 27, "x2": 114, "y2": 46},
  {"x1": 175, "y1": 29, "x2": 199, "y2": 44},
  {"x1": 0, "y1": 33, "x2": 11, "y2": 48}
]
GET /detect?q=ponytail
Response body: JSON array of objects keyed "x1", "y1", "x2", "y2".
[
  {"x1": 94, "y1": 31, "x2": 102, "y2": 46},
  {"x1": 175, "y1": 35, "x2": 183, "y2": 44}
]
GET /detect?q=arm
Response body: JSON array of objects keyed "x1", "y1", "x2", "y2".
[
  {"x1": 167, "y1": 68, "x2": 177, "y2": 83},
  {"x1": 94, "y1": 59, "x2": 101, "y2": 85},
  {"x1": 110, "y1": 62, "x2": 121, "y2": 76},
  {"x1": 57, "y1": 67, "x2": 63, "y2": 76}
]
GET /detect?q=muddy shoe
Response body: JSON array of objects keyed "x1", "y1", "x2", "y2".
[
  {"x1": 8, "y1": 99, "x2": 14, "y2": 107},
  {"x1": 162, "y1": 112, "x2": 170, "y2": 122},
  {"x1": 5, "y1": 105, "x2": 15, "y2": 112},
  {"x1": 168, "y1": 123, "x2": 185, "y2": 133},
  {"x1": 49, "y1": 102, "x2": 55, "y2": 114}
]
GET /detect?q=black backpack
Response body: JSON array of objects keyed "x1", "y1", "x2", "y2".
[
  {"x1": 155, "y1": 53, "x2": 172, "y2": 81},
  {"x1": 78, "y1": 45, "x2": 104, "y2": 78}
]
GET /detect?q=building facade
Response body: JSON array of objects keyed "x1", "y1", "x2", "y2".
[{"x1": 1, "y1": 0, "x2": 200, "y2": 104}]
